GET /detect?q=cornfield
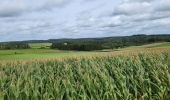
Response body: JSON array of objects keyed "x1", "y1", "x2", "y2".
[{"x1": 0, "y1": 53, "x2": 170, "y2": 100}]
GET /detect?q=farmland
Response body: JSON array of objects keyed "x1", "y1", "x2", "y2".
[
  {"x1": 0, "y1": 42, "x2": 170, "y2": 60},
  {"x1": 0, "y1": 49, "x2": 97, "y2": 60},
  {"x1": 147, "y1": 42, "x2": 170, "y2": 48},
  {"x1": 1, "y1": 0, "x2": 170, "y2": 99},
  {"x1": 0, "y1": 51, "x2": 170, "y2": 99},
  {"x1": 28, "y1": 43, "x2": 52, "y2": 49},
  {"x1": 0, "y1": 42, "x2": 170, "y2": 99}
]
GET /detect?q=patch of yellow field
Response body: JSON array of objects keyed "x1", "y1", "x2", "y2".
[{"x1": 1, "y1": 46, "x2": 170, "y2": 64}]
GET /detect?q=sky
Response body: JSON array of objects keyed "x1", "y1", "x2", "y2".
[{"x1": 0, "y1": 0, "x2": 170, "y2": 42}]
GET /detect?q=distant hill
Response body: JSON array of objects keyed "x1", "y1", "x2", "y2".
[
  {"x1": 0, "y1": 34, "x2": 170, "y2": 50},
  {"x1": 1, "y1": 34, "x2": 170, "y2": 43}
]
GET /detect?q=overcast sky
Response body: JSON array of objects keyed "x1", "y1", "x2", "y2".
[{"x1": 0, "y1": 0, "x2": 170, "y2": 42}]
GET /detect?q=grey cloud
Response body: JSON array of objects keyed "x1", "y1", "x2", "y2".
[
  {"x1": 114, "y1": 0, "x2": 170, "y2": 15},
  {"x1": 112, "y1": 0, "x2": 170, "y2": 22},
  {"x1": 0, "y1": 0, "x2": 70, "y2": 17},
  {"x1": 64, "y1": 0, "x2": 170, "y2": 37},
  {"x1": 126, "y1": 0, "x2": 156, "y2": 3},
  {"x1": 0, "y1": 0, "x2": 170, "y2": 42},
  {"x1": 154, "y1": 0, "x2": 170, "y2": 11},
  {"x1": 113, "y1": 2, "x2": 152, "y2": 15},
  {"x1": 0, "y1": 1, "x2": 25, "y2": 17}
]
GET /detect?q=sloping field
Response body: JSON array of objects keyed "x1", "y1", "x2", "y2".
[
  {"x1": 0, "y1": 49, "x2": 97, "y2": 60},
  {"x1": 0, "y1": 52, "x2": 170, "y2": 99},
  {"x1": 148, "y1": 42, "x2": 170, "y2": 48},
  {"x1": 0, "y1": 42, "x2": 170, "y2": 61},
  {"x1": 0, "y1": 42, "x2": 170, "y2": 99},
  {"x1": 29, "y1": 43, "x2": 52, "y2": 49}
]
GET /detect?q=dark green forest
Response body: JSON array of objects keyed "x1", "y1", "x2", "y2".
[
  {"x1": 50, "y1": 34, "x2": 170, "y2": 51},
  {"x1": 0, "y1": 42, "x2": 30, "y2": 50},
  {"x1": 0, "y1": 34, "x2": 170, "y2": 50}
]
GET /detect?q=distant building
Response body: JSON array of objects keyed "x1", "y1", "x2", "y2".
[{"x1": 64, "y1": 43, "x2": 68, "y2": 46}]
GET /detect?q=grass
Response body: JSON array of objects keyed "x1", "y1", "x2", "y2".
[
  {"x1": 0, "y1": 53, "x2": 170, "y2": 99},
  {"x1": 0, "y1": 42, "x2": 170, "y2": 60},
  {"x1": 0, "y1": 42, "x2": 170, "y2": 99},
  {"x1": 0, "y1": 49, "x2": 57, "y2": 55},
  {"x1": 152, "y1": 42, "x2": 170, "y2": 47},
  {"x1": 146, "y1": 42, "x2": 170, "y2": 48},
  {"x1": 28, "y1": 43, "x2": 52, "y2": 49},
  {"x1": 0, "y1": 49, "x2": 97, "y2": 60},
  {"x1": 0, "y1": 52, "x2": 96, "y2": 60}
]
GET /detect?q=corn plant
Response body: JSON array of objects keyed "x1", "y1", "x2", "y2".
[{"x1": 0, "y1": 52, "x2": 170, "y2": 100}]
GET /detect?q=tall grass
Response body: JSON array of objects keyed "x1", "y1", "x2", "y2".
[{"x1": 0, "y1": 53, "x2": 170, "y2": 100}]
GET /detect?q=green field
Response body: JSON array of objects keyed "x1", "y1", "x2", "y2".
[
  {"x1": 0, "y1": 42, "x2": 170, "y2": 99},
  {"x1": 0, "y1": 49, "x2": 97, "y2": 60},
  {"x1": 0, "y1": 42, "x2": 96, "y2": 60},
  {"x1": 0, "y1": 53, "x2": 170, "y2": 99},
  {"x1": 149, "y1": 42, "x2": 170, "y2": 48},
  {"x1": 29, "y1": 43, "x2": 52, "y2": 49},
  {"x1": 0, "y1": 42, "x2": 170, "y2": 60},
  {"x1": 140, "y1": 42, "x2": 170, "y2": 48}
]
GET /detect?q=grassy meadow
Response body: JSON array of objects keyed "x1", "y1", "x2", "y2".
[
  {"x1": 0, "y1": 42, "x2": 170, "y2": 99},
  {"x1": 28, "y1": 43, "x2": 52, "y2": 49},
  {"x1": 0, "y1": 49, "x2": 97, "y2": 60},
  {"x1": 147, "y1": 42, "x2": 170, "y2": 48},
  {"x1": 0, "y1": 42, "x2": 170, "y2": 60},
  {"x1": 0, "y1": 42, "x2": 98, "y2": 60}
]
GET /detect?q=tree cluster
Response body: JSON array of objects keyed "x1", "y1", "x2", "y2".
[
  {"x1": 0, "y1": 42, "x2": 30, "y2": 50},
  {"x1": 1, "y1": 34, "x2": 170, "y2": 51},
  {"x1": 51, "y1": 34, "x2": 170, "y2": 51},
  {"x1": 51, "y1": 41, "x2": 103, "y2": 51}
]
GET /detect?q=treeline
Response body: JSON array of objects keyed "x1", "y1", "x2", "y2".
[
  {"x1": 51, "y1": 34, "x2": 170, "y2": 51},
  {"x1": 51, "y1": 41, "x2": 103, "y2": 51},
  {"x1": 0, "y1": 42, "x2": 30, "y2": 50},
  {"x1": 0, "y1": 34, "x2": 170, "y2": 50}
]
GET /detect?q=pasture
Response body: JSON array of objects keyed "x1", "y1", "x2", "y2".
[
  {"x1": 0, "y1": 42, "x2": 170, "y2": 60},
  {"x1": 148, "y1": 42, "x2": 170, "y2": 48},
  {"x1": 0, "y1": 49, "x2": 97, "y2": 60},
  {"x1": 28, "y1": 43, "x2": 52, "y2": 49},
  {"x1": 0, "y1": 51, "x2": 170, "y2": 99},
  {"x1": 0, "y1": 42, "x2": 170, "y2": 99}
]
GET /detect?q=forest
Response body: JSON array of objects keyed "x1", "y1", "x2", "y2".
[
  {"x1": 51, "y1": 34, "x2": 170, "y2": 50},
  {"x1": 0, "y1": 34, "x2": 170, "y2": 50},
  {"x1": 0, "y1": 42, "x2": 30, "y2": 50}
]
